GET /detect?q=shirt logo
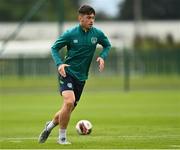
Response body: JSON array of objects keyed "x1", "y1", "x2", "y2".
[
  {"x1": 73, "y1": 39, "x2": 78, "y2": 44},
  {"x1": 91, "y1": 37, "x2": 97, "y2": 44}
]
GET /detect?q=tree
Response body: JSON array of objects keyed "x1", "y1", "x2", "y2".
[
  {"x1": 0, "y1": 0, "x2": 81, "y2": 21},
  {"x1": 118, "y1": 0, "x2": 180, "y2": 20}
]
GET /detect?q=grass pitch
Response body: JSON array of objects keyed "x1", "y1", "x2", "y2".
[{"x1": 0, "y1": 76, "x2": 180, "y2": 149}]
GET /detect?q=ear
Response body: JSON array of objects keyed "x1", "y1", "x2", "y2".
[
  {"x1": 79, "y1": 14, "x2": 85, "y2": 23},
  {"x1": 78, "y1": 15, "x2": 82, "y2": 22}
]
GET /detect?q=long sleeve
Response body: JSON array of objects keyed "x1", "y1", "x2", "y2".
[
  {"x1": 98, "y1": 31, "x2": 111, "y2": 60},
  {"x1": 51, "y1": 31, "x2": 70, "y2": 66}
]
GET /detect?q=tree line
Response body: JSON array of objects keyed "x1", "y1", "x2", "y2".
[
  {"x1": 118, "y1": 0, "x2": 180, "y2": 20},
  {"x1": 0, "y1": 0, "x2": 180, "y2": 21}
]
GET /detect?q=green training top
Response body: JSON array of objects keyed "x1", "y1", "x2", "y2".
[{"x1": 51, "y1": 24, "x2": 111, "y2": 81}]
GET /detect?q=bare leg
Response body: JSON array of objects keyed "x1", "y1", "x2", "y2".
[
  {"x1": 52, "y1": 110, "x2": 61, "y2": 125},
  {"x1": 59, "y1": 90, "x2": 75, "y2": 129},
  {"x1": 38, "y1": 90, "x2": 75, "y2": 144},
  {"x1": 52, "y1": 90, "x2": 75, "y2": 128}
]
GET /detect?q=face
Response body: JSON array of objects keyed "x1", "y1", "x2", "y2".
[{"x1": 78, "y1": 13, "x2": 95, "y2": 30}]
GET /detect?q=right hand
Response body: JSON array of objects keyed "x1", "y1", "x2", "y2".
[{"x1": 58, "y1": 64, "x2": 70, "y2": 77}]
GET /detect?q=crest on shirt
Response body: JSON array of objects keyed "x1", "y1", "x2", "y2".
[
  {"x1": 73, "y1": 39, "x2": 78, "y2": 43},
  {"x1": 91, "y1": 37, "x2": 97, "y2": 44}
]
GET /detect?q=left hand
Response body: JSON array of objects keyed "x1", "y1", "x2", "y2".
[{"x1": 96, "y1": 57, "x2": 104, "y2": 72}]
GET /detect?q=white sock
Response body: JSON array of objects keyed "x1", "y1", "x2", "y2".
[
  {"x1": 46, "y1": 121, "x2": 56, "y2": 131},
  {"x1": 59, "y1": 129, "x2": 67, "y2": 140}
]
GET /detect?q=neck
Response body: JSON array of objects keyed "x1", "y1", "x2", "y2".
[
  {"x1": 83, "y1": 27, "x2": 88, "y2": 32},
  {"x1": 80, "y1": 24, "x2": 89, "y2": 32}
]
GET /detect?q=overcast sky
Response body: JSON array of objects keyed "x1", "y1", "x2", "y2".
[{"x1": 81, "y1": 0, "x2": 124, "y2": 17}]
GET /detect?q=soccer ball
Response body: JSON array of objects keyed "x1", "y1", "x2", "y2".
[{"x1": 75, "y1": 120, "x2": 93, "y2": 135}]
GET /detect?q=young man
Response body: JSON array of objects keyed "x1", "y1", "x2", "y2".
[{"x1": 38, "y1": 5, "x2": 111, "y2": 144}]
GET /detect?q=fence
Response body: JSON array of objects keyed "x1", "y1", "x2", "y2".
[{"x1": 0, "y1": 49, "x2": 180, "y2": 78}]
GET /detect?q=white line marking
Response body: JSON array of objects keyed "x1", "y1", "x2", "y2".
[
  {"x1": 10, "y1": 140, "x2": 22, "y2": 143},
  {"x1": 1, "y1": 134, "x2": 180, "y2": 141}
]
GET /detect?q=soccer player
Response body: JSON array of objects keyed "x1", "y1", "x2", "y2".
[{"x1": 38, "y1": 4, "x2": 111, "y2": 144}]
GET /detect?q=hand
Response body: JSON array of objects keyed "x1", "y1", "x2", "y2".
[
  {"x1": 58, "y1": 64, "x2": 70, "y2": 77},
  {"x1": 96, "y1": 57, "x2": 104, "y2": 72}
]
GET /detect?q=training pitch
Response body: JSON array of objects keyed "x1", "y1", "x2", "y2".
[{"x1": 0, "y1": 76, "x2": 180, "y2": 149}]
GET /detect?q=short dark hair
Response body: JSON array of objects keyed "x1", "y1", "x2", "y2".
[{"x1": 78, "y1": 5, "x2": 95, "y2": 15}]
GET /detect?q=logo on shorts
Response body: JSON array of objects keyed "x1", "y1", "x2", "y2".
[
  {"x1": 91, "y1": 37, "x2": 97, "y2": 44},
  {"x1": 60, "y1": 80, "x2": 64, "y2": 84},
  {"x1": 67, "y1": 83, "x2": 72, "y2": 88}
]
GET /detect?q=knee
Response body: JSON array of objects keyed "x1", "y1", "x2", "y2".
[
  {"x1": 64, "y1": 99, "x2": 74, "y2": 111},
  {"x1": 62, "y1": 91, "x2": 75, "y2": 110},
  {"x1": 65, "y1": 100, "x2": 74, "y2": 107}
]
